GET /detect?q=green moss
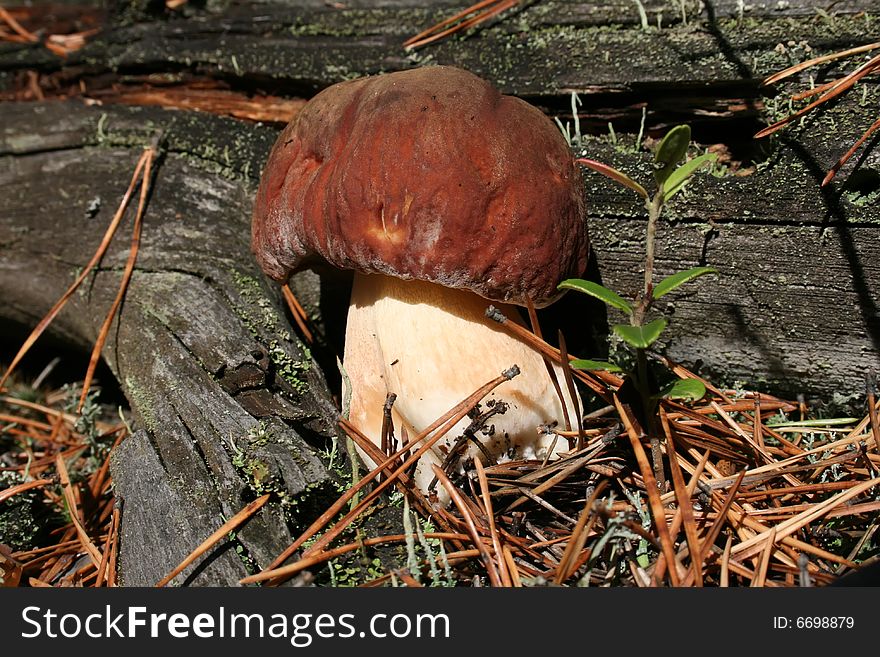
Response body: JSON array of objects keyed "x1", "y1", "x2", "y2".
[
  {"x1": 287, "y1": 7, "x2": 441, "y2": 39},
  {"x1": 267, "y1": 340, "x2": 310, "y2": 396},
  {"x1": 227, "y1": 269, "x2": 311, "y2": 395},
  {"x1": 229, "y1": 270, "x2": 288, "y2": 336},
  {"x1": 89, "y1": 107, "x2": 275, "y2": 183}
]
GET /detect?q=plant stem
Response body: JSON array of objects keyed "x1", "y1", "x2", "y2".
[
  {"x1": 634, "y1": 191, "x2": 664, "y2": 327},
  {"x1": 635, "y1": 190, "x2": 667, "y2": 492}
]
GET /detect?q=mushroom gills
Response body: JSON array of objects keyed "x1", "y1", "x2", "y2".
[{"x1": 343, "y1": 272, "x2": 581, "y2": 503}]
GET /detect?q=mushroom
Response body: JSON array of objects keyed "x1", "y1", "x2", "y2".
[{"x1": 252, "y1": 66, "x2": 589, "y2": 501}]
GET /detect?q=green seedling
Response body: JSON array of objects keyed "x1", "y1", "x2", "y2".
[{"x1": 563, "y1": 125, "x2": 718, "y2": 484}]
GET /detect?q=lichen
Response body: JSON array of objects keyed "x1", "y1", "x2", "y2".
[
  {"x1": 124, "y1": 375, "x2": 159, "y2": 434},
  {"x1": 0, "y1": 472, "x2": 40, "y2": 552}
]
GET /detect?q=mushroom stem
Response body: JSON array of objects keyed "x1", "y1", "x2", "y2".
[{"x1": 343, "y1": 272, "x2": 581, "y2": 502}]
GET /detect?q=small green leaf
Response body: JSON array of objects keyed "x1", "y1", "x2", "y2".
[
  {"x1": 612, "y1": 318, "x2": 668, "y2": 348},
  {"x1": 661, "y1": 152, "x2": 718, "y2": 201},
  {"x1": 559, "y1": 279, "x2": 633, "y2": 316},
  {"x1": 653, "y1": 266, "x2": 718, "y2": 299},
  {"x1": 575, "y1": 158, "x2": 649, "y2": 199},
  {"x1": 662, "y1": 378, "x2": 706, "y2": 401},
  {"x1": 570, "y1": 359, "x2": 623, "y2": 373},
  {"x1": 654, "y1": 125, "x2": 691, "y2": 185}
]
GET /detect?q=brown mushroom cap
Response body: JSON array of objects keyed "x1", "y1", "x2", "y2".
[{"x1": 251, "y1": 65, "x2": 588, "y2": 306}]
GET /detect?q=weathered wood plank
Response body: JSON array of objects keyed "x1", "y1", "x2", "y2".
[{"x1": 2, "y1": 0, "x2": 876, "y2": 96}]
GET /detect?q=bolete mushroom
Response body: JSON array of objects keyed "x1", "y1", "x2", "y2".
[{"x1": 252, "y1": 66, "x2": 589, "y2": 501}]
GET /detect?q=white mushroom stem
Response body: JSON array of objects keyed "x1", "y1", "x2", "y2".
[{"x1": 342, "y1": 272, "x2": 581, "y2": 503}]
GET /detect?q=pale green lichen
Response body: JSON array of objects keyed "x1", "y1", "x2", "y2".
[
  {"x1": 0, "y1": 472, "x2": 40, "y2": 553},
  {"x1": 124, "y1": 375, "x2": 159, "y2": 434}
]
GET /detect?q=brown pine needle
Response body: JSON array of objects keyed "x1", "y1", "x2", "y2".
[
  {"x1": 557, "y1": 331, "x2": 585, "y2": 449},
  {"x1": 554, "y1": 480, "x2": 608, "y2": 584},
  {"x1": 240, "y1": 532, "x2": 468, "y2": 585},
  {"x1": 339, "y1": 417, "x2": 439, "y2": 525},
  {"x1": 614, "y1": 395, "x2": 681, "y2": 586},
  {"x1": 756, "y1": 55, "x2": 879, "y2": 136},
  {"x1": 0, "y1": 477, "x2": 54, "y2": 504},
  {"x1": 822, "y1": 115, "x2": 880, "y2": 186},
  {"x1": 474, "y1": 459, "x2": 511, "y2": 586},
  {"x1": 486, "y1": 306, "x2": 618, "y2": 400},
  {"x1": 55, "y1": 453, "x2": 103, "y2": 569},
  {"x1": 107, "y1": 506, "x2": 121, "y2": 587},
  {"x1": 78, "y1": 144, "x2": 157, "y2": 413},
  {"x1": 28, "y1": 577, "x2": 53, "y2": 587},
  {"x1": 403, "y1": 0, "x2": 518, "y2": 51},
  {"x1": 761, "y1": 41, "x2": 880, "y2": 87},
  {"x1": 432, "y1": 464, "x2": 503, "y2": 587},
  {"x1": 751, "y1": 527, "x2": 777, "y2": 588},
  {"x1": 733, "y1": 476, "x2": 880, "y2": 561},
  {"x1": 501, "y1": 545, "x2": 523, "y2": 587},
  {"x1": 89, "y1": 427, "x2": 127, "y2": 499},
  {"x1": 525, "y1": 296, "x2": 570, "y2": 432},
  {"x1": 281, "y1": 284, "x2": 314, "y2": 344},
  {"x1": 0, "y1": 152, "x2": 148, "y2": 391},
  {"x1": 301, "y1": 370, "x2": 518, "y2": 560},
  {"x1": 691, "y1": 470, "x2": 745, "y2": 579},
  {"x1": 503, "y1": 447, "x2": 603, "y2": 512},
  {"x1": 868, "y1": 376, "x2": 880, "y2": 455},
  {"x1": 260, "y1": 368, "x2": 519, "y2": 575},
  {"x1": 0, "y1": 7, "x2": 39, "y2": 42},
  {"x1": 95, "y1": 505, "x2": 119, "y2": 587},
  {"x1": 156, "y1": 494, "x2": 270, "y2": 587},
  {"x1": 393, "y1": 570, "x2": 423, "y2": 587},
  {"x1": 755, "y1": 48, "x2": 880, "y2": 186},
  {"x1": 711, "y1": 401, "x2": 803, "y2": 487},
  {"x1": 720, "y1": 536, "x2": 733, "y2": 587},
  {"x1": 660, "y1": 408, "x2": 702, "y2": 586}
]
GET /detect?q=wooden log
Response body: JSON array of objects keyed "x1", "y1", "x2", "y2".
[{"x1": 0, "y1": 101, "x2": 340, "y2": 585}]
